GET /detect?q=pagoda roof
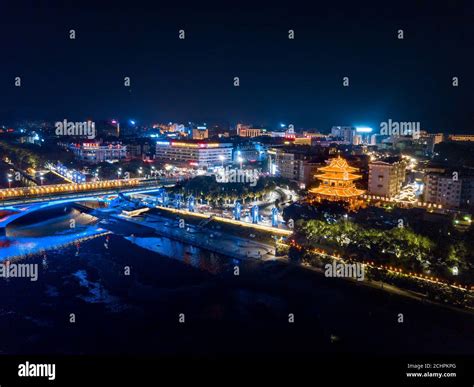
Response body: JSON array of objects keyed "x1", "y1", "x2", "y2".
[
  {"x1": 314, "y1": 172, "x2": 362, "y2": 181},
  {"x1": 318, "y1": 156, "x2": 359, "y2": 173},
  {"x1": 309, "y1": 186, "x2": 365, "y2": 198}
]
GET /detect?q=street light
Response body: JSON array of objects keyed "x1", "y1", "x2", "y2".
[
  {"x1": 7, "y1": 173, "x2": 12, "y2": 188},
  {"x1": 117, "y1": 168, "x2": 122, "y2": 179},
  {"x1": 237, "y1": 156, "x2": 243, "y2": 169},
  {"x1": 219, "y1": 154, "x2": 225, "y2": 168},
  {"x1": 151, "y1": 166, "x2": 158, "y2": 180}
]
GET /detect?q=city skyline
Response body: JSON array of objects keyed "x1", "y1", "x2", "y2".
[{"x1": 0, "y1": 2, "x2": 473, "y2": 385}]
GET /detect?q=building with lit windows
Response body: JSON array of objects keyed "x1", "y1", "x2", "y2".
[
  {"x1": 68, "y1": 142, "x2": 127, "y2": 164},
  {"x1": 155, "y1": 141, "x2": 233, "y2": 167},
  {"x1": 330, "y1": 126, "x2": 356, "y2": 144},
  {"x1": 423, "y1": 170, "x2": 474, "y2": 209},
  {"x1": 424, "y1": 174, "x2": 462, "y2": 208},
  {"x1": 237, "y1": 124, "x2": 263, "y2": 138},
  {"x1": 310, "y1": 156, "x2": 365, "y2": 201},
  {"x1": 368, "y1": 157, "x2": 407, "y2": 198},
  {"x1": 126, "y1": 140, "x2": 152, "y2": 160},
  {"x1": 447, "y1": 134, "x2": 474, "y2": 142},
  {"x1": 268, "y1": 147, "x2": 323, "y2": 186},
  {"x1": 233, "y1": 142, "x2": 267, "y2": 163},
  {"x1": 415, "y1": 132, "x2": 445, "y2": 154},
  {"x1": 192, "y1": 127, "x2": 209, "y2": 140}
]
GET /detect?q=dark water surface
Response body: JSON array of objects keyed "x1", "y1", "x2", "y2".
[{"x1": 0, "y1": 209, "x2": 472, "y2": 356}]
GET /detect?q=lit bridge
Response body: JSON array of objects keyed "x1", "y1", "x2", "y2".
[
  {"x1": 0, "y1": 178, "x2": 142, "y2": 200},
  {"x1": 0, "y1": 180, "x2": 174, "y2": 236},
  {"x1": 0, "y1": 178, "x2": 179, "y2": 206}
]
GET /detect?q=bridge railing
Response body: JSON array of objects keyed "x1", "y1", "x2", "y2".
[{"x1": 0, "y1": 179, "x2": 144, "y2": 200}]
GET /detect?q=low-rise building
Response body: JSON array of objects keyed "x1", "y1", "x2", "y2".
[
  {"x1": 155, "y1": 140, "x2": 233, "y2": 168},
  {"x1": 69, "y1": 141, "x2": 127, "y2": 164},
  {"x1": 447, "y1": 134, "x2": 474, "y2": 142},
  {"x1": 234, "y1": 142, "x2": 267, "y2": 163},
  {"x1": 237, "y1": 124, "x2": 263, "y2": 138},
  {"x1": 191, "y1": 127, "x2": 209, "y2": 140}
]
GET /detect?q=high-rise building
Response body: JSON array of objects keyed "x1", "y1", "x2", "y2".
[
  {"x1": 424, "y1": 173, "x2": 462, "y2": 208},
  {"x1": 330, "y1": 126, "x2": 356, "y2": 144},
  {"x1": 354, "y1": 127, "x2": 374, "y2": 144},
  {"x1": 269, "y1": 147, "x2": 320, "y2": 186},
  {"x1": 275, "y1": 152, "x2": 299, "y2": 180},
  {"x1": 126, "y1": 140, "x2": 152, "y2": 160},
  {"x1": 368, "y1": 157, "x2": 407, "y2": 198},
  {"x1": 352, "y1": 134, "x2": 362, "y2": 145},
  {"x1": 415, "y1": 132, "x2": 445, "y2": 154}
]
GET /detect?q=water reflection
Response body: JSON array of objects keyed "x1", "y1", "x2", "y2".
[
  {"x1": 126, "y1": 236, "x2": 235, "y2": 274},
  {"x1": 8, "y1": 208, "x2": 97, "y2": 238},
  {"x1": 4, "y1": 207, "x2": 242, "y2": 275}
]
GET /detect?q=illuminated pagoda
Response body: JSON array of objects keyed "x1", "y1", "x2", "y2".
[{"x1": 309, "y1": 156, "x2": 364, "y2": 201}]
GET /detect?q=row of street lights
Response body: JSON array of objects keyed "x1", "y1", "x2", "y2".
[
  {"x1": 218, "y1": 154, "x2": 244, "y2": 169},
  {"x1": 116, "y1": 166, "x2": 150, "y2": 179}
]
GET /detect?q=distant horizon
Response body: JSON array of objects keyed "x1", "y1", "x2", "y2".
[{"x1": 0, "y1": 117, "x2": 469, "y2": 136}]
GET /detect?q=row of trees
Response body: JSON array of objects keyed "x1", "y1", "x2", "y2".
[
  {"x1": 78, "y1": 160, "x2": 159, "y2": 180},
  {"x1": 170, "y1": 175, "x2": 280, "y2": 207},
  {"x1": 0, "y1": 141, "x2": 42, "y2": 169},
  {"x1": 0, "y1": 141, "x2": 74, "y2": 170},
  {"x1": 294, "y1": 218, "x2": 473, "y2": 284},
  {"x1": 298, "y1": 244, "x2": 471, "y2": 307}
]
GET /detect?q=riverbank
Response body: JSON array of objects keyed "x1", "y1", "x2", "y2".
[{"x1": 112, "y1": 210, "x2": 277, "y2": 261}]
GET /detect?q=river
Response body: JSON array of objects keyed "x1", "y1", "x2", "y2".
[{"x1": 0, "y1": 207, "x2": 472, "y2": 356}]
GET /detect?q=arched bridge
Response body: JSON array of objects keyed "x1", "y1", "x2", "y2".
[{"x1": 0, "y1": 187, "x2": 164, "y2": 236}]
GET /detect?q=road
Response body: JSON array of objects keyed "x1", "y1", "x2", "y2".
[{"x1": 201, "y1": 186, "x2": 298, "y2": 225}]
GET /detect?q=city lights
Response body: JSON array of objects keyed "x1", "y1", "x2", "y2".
[
  {"x1": 0, "y1": 178, "x2": 142, "y2": 200},
  {"x1": 355, "y1": 126, "x2": 373, "y2": 133},
  {"x1": 0, "y1": 3, "x2": 472, "y2": 379}
]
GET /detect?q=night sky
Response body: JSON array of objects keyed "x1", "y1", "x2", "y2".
[{"x1": 1, "y1": 1, "x2": 473, "y2": 132}]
